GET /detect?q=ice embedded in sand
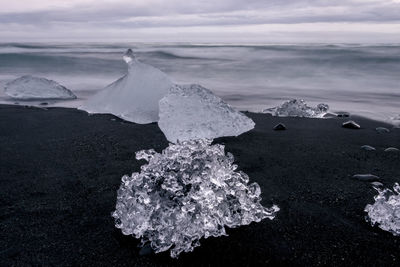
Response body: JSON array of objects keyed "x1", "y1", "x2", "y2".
[
  {"x1": 4, "y1": 75, "x2": 76, "y2": 100},
  {"x1": 365, "y1": 183, "x2": 400, "y2": 236},
  {"x1": 158, "y1": 84, "x2": 255, "y2": 143},
  {"x1": 112, "y1": 139, "x2": 279, "y2": 258},
  {"x1": 263, "y1": 99, "x2": 329, "y2": 118},
  {"x1": 81, "y1": 49, "x2": 173, "y2": 124}
]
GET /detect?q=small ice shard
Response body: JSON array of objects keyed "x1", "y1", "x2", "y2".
[
  {"x1": 262, "y1": 99, "x2": 329, "y2": 118},
  {"x1": 112, "y1": 139, "x2": 279, "y2": 258},
  {"x1": 376, "y1": 127, "x2": 390, "y2": 133},
  {"x1": 273, "y1": 123, "x2": 286, "y2": 131},
  {"x1": 392, "y1": 115, "x2": 400, "y2": 128},
  {"x1": 361, "y1": 145, "x2": 376, "y2": 151},
  {"x1": 158, "y1": 84, "x2": 255, "y2": 143},
  {"x1": 352, "y1": 174, "x2": 381, "y2": 182},
  {"x1": 322, "y1": 112, "x2": 337, "y2": 118},
  {"x1": 81, "y1": 49, "x2": 173, "y2": 124},
  {"x1": 123, "y1": 48, "x2": 135, "y2": 65},
  {"x1": 342, "y1": 120, "x2": 360, "y2": 129},
  {"x1": 365, "y1": 183, "x2": 400, "y2": 236},
  {"x1": 4, "y1": 75, "x2": 76, "y2": 100},
  {"x1": 384, "y1": 147, "x2": 399, "y2": 152}
]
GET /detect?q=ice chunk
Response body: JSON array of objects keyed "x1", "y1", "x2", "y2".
[
  {"x1": 158, "y1": 84, "x2": 255, "y2": 143},
  {"x1": 365, "y1": 183, "x2": 400, "y2": 236},
  {"x1": 81, "y1": 49, "x2": 173, "y2": 124},
  {"x1": 123, "y1": 48, "x2": 135, "y2": 65},
  {"x1": 4, "y1": 75, "x2": 76, "y2": 100},
  {"x1": 112, "y1": 139, "x2": 279, "y2": 258},
  {"x1": 392, "y1": 114, "x2": 400, "y2": 128},
  {"x1": 263, "y1": 99, "x2": 329, "y2": 118}
]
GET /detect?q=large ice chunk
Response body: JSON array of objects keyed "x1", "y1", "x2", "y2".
[
  {"x1": 365, "y1": 183, "x2": 400, "y2": 236},
  {"x1": 112, "y1": 139, "x2": 279, "y2": 258},
  {"x1": 81, "y1": 49, "x2": 173, "y2": 124},
  {"x1": 158, "y1": 84, "x2": 255, "y2": 143},
  {"x1": 263, "y1": 99, "x2": 329, "y2": 118},
  {"x1": 4, "y1": 75, "x2": 76, "y2": 100}
]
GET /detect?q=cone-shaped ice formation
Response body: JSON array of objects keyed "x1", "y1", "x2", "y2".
[
  {"x1": 158, "y1": 84, "x2": 255, "y2": 143},
  {"x1": 81, "y1": 49, "x2": 173, "y2": 124},
  {"x1": 112, "y1": 139, "x2": 279, "y2": 258},
  {"x1": 4, "y1": 75, "x2": 76, "y2": 100}
]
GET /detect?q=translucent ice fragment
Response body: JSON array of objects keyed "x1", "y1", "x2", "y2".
[
  {"x1": 392, "y1": 115, "x2": 400, "y2": 128},
  {"x1": 263, "y1": 99, "x2": 329, "y2": 118},
  {"x1": 158, "y1": 84, "x2": 255, "y2": 143},
  {"x1": 112, "y1": 139, "x2": 279, "y2": 258},
  {"x1": 365, "y1": 183, "x2": 400, "y2": 236},
  {"x1": 4, "y1": 75, "x2": 76, "y2": 100},
  {"x1": 81, "y1": 49, "x2": 173, "y2": 124},
  {"x1": 123, "y1": 48, "x2": 135, "y2": 65}
]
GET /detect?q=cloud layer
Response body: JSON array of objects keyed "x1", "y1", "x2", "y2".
[{"x1": 1, "y1": 0, "x2": 399, "y2": 42}]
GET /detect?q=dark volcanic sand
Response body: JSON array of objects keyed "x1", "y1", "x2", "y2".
[{"x1": 0, "y1": 104, "x2": 399, "y2": 266}]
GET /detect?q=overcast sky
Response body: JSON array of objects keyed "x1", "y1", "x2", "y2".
[{"x1": 1, "y1": 0, "x2": 400, "y2": 43}]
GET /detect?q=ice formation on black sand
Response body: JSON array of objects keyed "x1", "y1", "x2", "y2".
[
  {"x1": 81, "y1": 49, "x2": 173, "y2": 124},
  {"x1": 158, "y1": 84, "x2": 255, "y2": 143},
  {"x1": 4, "y1": 75, "x2": 76, "y2": 100},
  {"x1": 263, "y1": 99, "x2": 329, "y2": 118},
  {"x1": 365, "y1": 183, "x2": 400, "y2": 236},
  {"x1": 112, "y1": 139, "x2": 279, "y2": 258}
]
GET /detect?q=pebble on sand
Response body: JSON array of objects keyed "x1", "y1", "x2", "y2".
[
  {"x1": 361, "y1": 145, "x2": 376, "y2": 151},
  {"x1": 342, "y1": 121, "x2": 360, "y2": 129},
  {"x1": 273, "y1": 123, "x2": 287, "y2": 131},
  {"x1": 352, "y1": 174, "x2": 381, "y2": 182},
  {"x1": 371, "y1": 181, "x2": 383, "y2": 187},
  {"x1": 336, "y1": 112, "x2": 350, "y2": 117},
  {"x1": 376, "y1": 127, "x2": 390, "y2": 133},
  {"x1": 384, "y1": 147, "x2": 399, "y2": 152}
]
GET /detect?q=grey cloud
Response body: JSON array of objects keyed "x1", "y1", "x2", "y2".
[
  {"x1": 0, "y1": 0, "x2": 399, "y2": 42},
  {"x1": 1, "y1": 0, "x2": 399, "y2": 26}
]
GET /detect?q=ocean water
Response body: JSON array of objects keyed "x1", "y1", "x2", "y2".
[{"x1": 0, "y1": 43, "x2": 399, "y2": 125}]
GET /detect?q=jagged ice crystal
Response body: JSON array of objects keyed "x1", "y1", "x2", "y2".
[
  {"x1": 112, "y1": 139, "x2": 279, "y2": 258},
  {"x1": 365, "y1": 183, "x2": 400, "y2": 236},
  {"x1": 263, "y1": 99, "x2": 329, "y2": 118}
]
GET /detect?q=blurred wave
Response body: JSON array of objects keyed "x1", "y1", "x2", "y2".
[{"x1": 0, "y1": 43, "x2": 399, "y2": 124}]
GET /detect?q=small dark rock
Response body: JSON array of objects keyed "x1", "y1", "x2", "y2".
[
  {"x1": 376, "y1": 127, "x2": 390, "y2": 133},
  {"x1": 371, "y1": 181, "x2": 383, "y2": 187},
  {"x1": 336, "y1": 112, "x2": 350, "y2": 117},
  {"x1": 342, "y1": 120, "x2": 360, "y2": 129},
  {"x1": 352, "y1": 174, "x2": 381, "y2": 182},
  {"x1": 273, "y1": 123, "x2": 286, "y2": 131},
  {"x1": 361, "y1": 145, "x2": 376, "y2": 151},
  {"x1": 40, "y1": 102, "x2": 48, "y2": 106},
  {"x1": 384, "y1": 147, "x2": 399, "y2": 152}
]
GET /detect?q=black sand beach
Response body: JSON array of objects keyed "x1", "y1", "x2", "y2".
[{"x1": 0, "y1": 104, "x2": 399, "y2": 266}]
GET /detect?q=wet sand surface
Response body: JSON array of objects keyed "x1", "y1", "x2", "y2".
[{"x1": 0, "y1": 105, "x2": 399, "y2": 266}]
